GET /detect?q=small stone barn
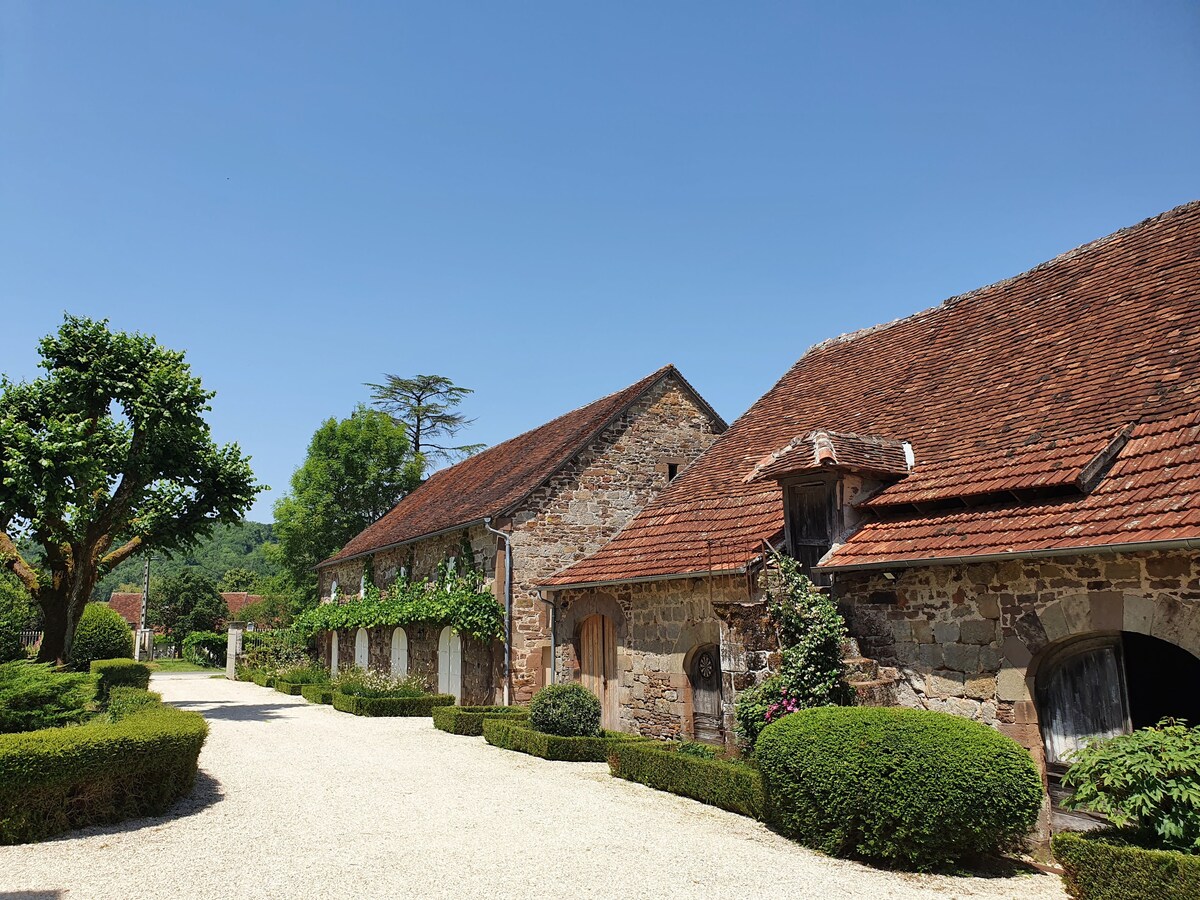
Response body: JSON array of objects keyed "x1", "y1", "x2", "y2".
[
  {"x1": 541, "y1": 201, "x2": 1200, "y2": 835},
  {"x1": 314, "y1": 365, "x2": 725, "y2": 705}
]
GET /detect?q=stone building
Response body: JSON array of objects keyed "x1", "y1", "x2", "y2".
[
  {"x1": 314, "y1": 365, "x2": 725, "y2": 705},
  {"x1": 541, "y1": 201, "x2": 1200, "y2": 835}
]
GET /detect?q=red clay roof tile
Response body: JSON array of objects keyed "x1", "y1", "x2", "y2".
[{"x1": 545, "y1": 201, "x2": 1200, "y2": 586}]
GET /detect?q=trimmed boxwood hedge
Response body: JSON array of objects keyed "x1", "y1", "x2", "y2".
[
  {"x1": 608, "y1": 741, "x2": 764, "y2": 819},
  {"x1": 91, "y1": 659, "x2": 151, "y2": 701},
  {"x1": 251, "y1": 673, "x2": 274, "y2": 688},
  {"x1": 483, "y1": 719, "x2": 644, "y2": 762},
  {"x1": 300, "y1": 684, "x2": 334, "y2": 705},
  {"x1": 0, "y1": 692, "x2": 208, "y2": 844},
  {"x1": 273, "y1": 681, "x2": 304, "y2": 696},
  {"x1": 1053, "y1": 830, "x2": 1200, "y2": 899},
  {"x1": 331, "y1": 691, "x2": 455, "y2": 717},
  {"x1": 432, "y1": 705, "x2": 530, "y2": 736},
  {"x1": 755, "y1": 706, "x2": 1044, "y2": 871}
]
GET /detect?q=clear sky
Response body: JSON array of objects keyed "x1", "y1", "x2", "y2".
[{"x1": 2, "y1": 2, "x2": 1198, "y2": 521}]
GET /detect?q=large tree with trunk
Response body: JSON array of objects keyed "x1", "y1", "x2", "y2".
[{"x1": 0, "y1": 316, "x2": 260, "y2": 664}]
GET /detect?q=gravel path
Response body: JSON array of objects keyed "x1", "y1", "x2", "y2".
[{"x1": 0, "y1": 674, "x2": 1066, "y2": 899}]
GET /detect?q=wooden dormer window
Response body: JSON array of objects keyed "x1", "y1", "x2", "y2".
[{"x1": 784, "y1": 477, "x2": 838, "y2": 579}]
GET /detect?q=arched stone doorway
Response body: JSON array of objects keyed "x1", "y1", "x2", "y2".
[
  {"x1": 686, "y1": 643, "x2": 723, "y2": 744},
  {"x1": 579, "y1": 614, "x2": 619, "y2": 730}
]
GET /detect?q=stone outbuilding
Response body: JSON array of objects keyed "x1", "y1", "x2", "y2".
[
  {"x1": 541, "y1": 200, "x2": 1200, "y2": 837},
  {"x1": 314, "y1": 365, "x2": 725, "y2": 705}
]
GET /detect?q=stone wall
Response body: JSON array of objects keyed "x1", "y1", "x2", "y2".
[
  {"x1": 315, "y1": 623, "x2": 496, "y2": 706},
  {"x1": 551, "y1": 574, "x2": 773, "y2": 749},
  {"x1": 836, "y1": 548, "x2": 1200, "y2": 779},
  {"x1": 507, "y1": 374, "x2": 724, "y2": 701}
]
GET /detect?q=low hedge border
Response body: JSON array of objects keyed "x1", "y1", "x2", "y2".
[
  {"x1": 1052, "y1": 829, "x2": 1200, "y2": 899},
  {"x1": 91, "y1": 659, "x2": 151, "y2": 701},
  {"x1": 273, "y1": 681, "x2": 304, "y2": 696},
  {"x1": 483, "y1": 719, "x2": 645, "y2": 762},
  {"x1": 432, "y1": 705, "x2": 530, "y2": 736},
  {"x1": 251, "y1": 673, "x2": 274, "y2": 688},
  {"x1": 0, "y1": 690, "x2": 208, "y2": 844},
  {"x1": 331, "y1": 692, "x2": 455, "y2": 717},
  {"x1": 300, "y1": 684, "x2": 334, "y2": 705},
  {"x1": 608, "y1": 741, "x2": 764, "y2": 819}
]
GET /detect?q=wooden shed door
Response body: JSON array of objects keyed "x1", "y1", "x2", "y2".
[
  {"x1": 438, "y1": 627, "x2": 462, "y2": 703},
  {"x1": 690, "y1": 646, "x2": 723, "y2": 744},
  {"x1": 580, "y1": 615, "x2": 618, "y2": 731},
  {"x1": 1038, "y1": 640, "x2": 1130, "y2": 765}
]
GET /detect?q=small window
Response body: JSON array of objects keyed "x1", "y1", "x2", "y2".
[{"x1": 667, "y1": 463, "x2": 679, "y2": 481}]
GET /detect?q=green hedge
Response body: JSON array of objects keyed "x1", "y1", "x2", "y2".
[
  {"x1": 1053, "y1": 830, "x2": 1200, "y2": 899},
  {"x1": 331, "y1": 691, "x2": 455, "y2": 717},
  {"x1": 107, "y1": 687, "x2": 162, "y2": 721},
  {"x1": 71, "y1": 603, "x2": 134, "y2": 670},
  {"x1": 251, "y1": 672, "x2": 274, "y2": 688},
  {"x1": 300, "y1": 684, "x2": 333, "y2": 705},
  {"x1": 608, "y1": 741, "x2": 764, "y2": 819},
  {"x1": 755, "y1": 706, "x2": 1044, "y2": 871},
  {"x1": 91, "y1": 659, "x2": 151, "y2": 701},
  {"x1": 483, "y1": 719, "x2": 644, "y2": 762},
  {"x1": 274, "y1": 681, "x2": 304, "y2": 696},
  {"x1": 432, "y1": 705, "x2": 530, "y2": 736},
  {"x1": 0, "y1": 697, "x2": 208, "y2": 844}
]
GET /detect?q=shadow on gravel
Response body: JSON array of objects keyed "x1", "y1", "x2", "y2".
[
  {"x1": 0, "y1": 892, "x2": 65, "y2": 899},
  {"x1": 169, "y1": 700, "x2": 297, "y2": 722},
  {"x1": 37, "y1": 771, "x2": 224, "y2": 846}
]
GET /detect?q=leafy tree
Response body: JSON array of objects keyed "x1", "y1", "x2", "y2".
[
  {"x1": 273, "y1": 406, "x2": 421, "y2": 608},
  {"x1": 0, "y1": 316, "x2": 261, "y2": 663},
  {"x1": 366, "y1": 374, "x2": 484, "y2": 468},
  {"x1": 151, "y1": 569, "x2": 229, "y2": 649},
  {"x1": 0, "y1": 574, "x2": 34, "y2": 663},
  {"x1": 218, "y1": 567, "x2": 259, "y2": 593}
]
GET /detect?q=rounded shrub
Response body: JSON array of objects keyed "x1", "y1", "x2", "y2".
[
  {"x1": 70, "y1": 604, "x2": 133, "y2": 671},
  {"x1": 755, "y1": 706, "x2": 1044, "y2": 870},
  {"x1": 529, "y1": 683, "x2": 602, "y2": 737}
]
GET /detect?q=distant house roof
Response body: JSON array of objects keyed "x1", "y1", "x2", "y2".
[
  {"x1": 221, "y1": 593, "x2": 262, "y2": 616},
  {"x1": 321, "y1": 365, "x2": 724, "y2": 567},
  {"x1": 544, "y1": 200, "x2": 1200, "y2": 587},
  {"x1": 107, "y1": 593, "x2": 142, "y2": 627}
]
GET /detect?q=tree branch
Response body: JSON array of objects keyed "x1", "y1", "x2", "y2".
[
  {"x1": 0, "y1": 531, "x2": 40, "y2": 596},
  {"x1": 100, "y1": 534, "x2": 144, "y2": 570}
]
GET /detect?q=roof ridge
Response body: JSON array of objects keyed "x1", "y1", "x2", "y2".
[
  {"x1": 807, "y1": 199, "x2": 1200, "y2": 356},
  {"x1": 419, "y1": 364, "x2": 674, "y2": 483}
]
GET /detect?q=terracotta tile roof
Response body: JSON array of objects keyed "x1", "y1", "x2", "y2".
[
  {"x1": 323, "y1": 365, "x2": 715, "y2": 566},
  {"x1": 749, "y1": 430, "x2": 911, "y2": 482},
  {"x1": 221, "y1": 593, "x2": 262, "y2": 616},
  {"x1": 824, "y1": 411, "x2": 1200, "y2": 568},
  {"x1": 107, "y1": 592, "x2": 143, "y2": 627},
  {"x1": 544, "y1": 200, "x2": 1200, "y2": 587}
]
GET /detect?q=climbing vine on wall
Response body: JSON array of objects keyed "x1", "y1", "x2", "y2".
[
  {"x1": 292, "y1": 561, "x2": 503, "y2": 643},
  {"x1": 734, "y1": 550, "x2": 852, "y2": 748}
]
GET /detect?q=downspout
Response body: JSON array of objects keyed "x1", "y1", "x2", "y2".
[{"x1": 483, "y1": 518, "x2": 513, "y2": 706}]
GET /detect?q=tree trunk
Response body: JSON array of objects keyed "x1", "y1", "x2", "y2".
[{"x1": 37, "y1": 597, "x2": 68, "y2": 664}]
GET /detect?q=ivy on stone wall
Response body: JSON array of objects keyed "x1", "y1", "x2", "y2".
[
  {"x1": 735, "y1": 551, "x2": 851, "y2": 749},
  {"x1": 292, "y1": 562, "x2": 503, "y2": 643}
]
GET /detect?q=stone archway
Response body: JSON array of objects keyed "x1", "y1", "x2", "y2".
[{"x1": 996, "y1": 591, "x2": 1200, "y2": 832}]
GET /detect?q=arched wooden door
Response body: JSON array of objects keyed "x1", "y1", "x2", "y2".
[
  {"x1": 689, "y1": 645, "x2": 723, "y2": 744},
  {"x1": 391, "y1": 627, "x2": 408, "y2": 677},
  {"x1": 438, "y1": 627, "x2": 462, "y2": 702},
  {"x1": 354, "y1": 628, "x2": 369, "y2": 669},
  {"x1": 579, "y1": 614, "x2": 618, "y2": 731}
]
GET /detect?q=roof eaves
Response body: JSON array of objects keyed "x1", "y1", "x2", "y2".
[{"x1": 316, "y1": 517, "x2": 489, "y2": 570}]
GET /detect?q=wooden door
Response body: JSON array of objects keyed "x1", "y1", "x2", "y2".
[
  {"x1": 690, "y1": 646, "x2": 723, "y2": 744},
  {"x1": 355, "y1": 628, "x2": 369, "y2": 669},
  {"x1": 1038, "y1": 639, "x2": 1130, "y2": 765},
  {"x1": 390, "y1": 627, "x2": 408, "y2": 677},
  {"x1": 580, "y1": 615, "x2": 618, "y2": 731},
  {"x1": 330, "y1": 631, "x2": 339, "y2": 673},
  {"x1": 438, "y1": 627, "x2": 462, "y2": 702}
]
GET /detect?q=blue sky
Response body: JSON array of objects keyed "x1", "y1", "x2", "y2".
[{"x1": 2, "y1": 2, "x2": 1197, "y2": 521}]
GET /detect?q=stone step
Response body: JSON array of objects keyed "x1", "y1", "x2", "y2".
[
  {"x1": 842, "y1": 656, "x2": 879, "y2": 680},
  {"x1": 840, "y1": 637, "x2": 862, "y2": 658},
  {"x1": 849, "y1": 677, "x2": 899, "y2": 707}
]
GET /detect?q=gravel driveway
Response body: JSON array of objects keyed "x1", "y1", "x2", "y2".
[{"x1": 0, "y1": 674, "x2": 1066, "y2": 899}]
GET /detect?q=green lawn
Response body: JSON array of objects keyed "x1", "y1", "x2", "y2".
[{"x1": 147, "y1": 659, "x2": 221, "y2": 673}]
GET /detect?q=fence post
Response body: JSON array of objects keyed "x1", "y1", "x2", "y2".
[{"x1": 226, "y1": 622, "x2": 245, "y2": 680}]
